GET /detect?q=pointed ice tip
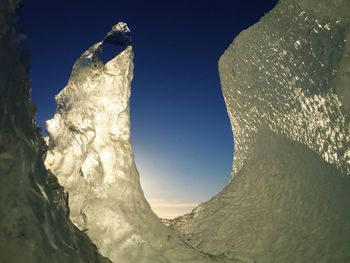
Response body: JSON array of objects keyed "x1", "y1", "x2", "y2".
[
  {"x1": 103, "y1": 22, "x2": 131, "y2": 47},
  {"x1": 113, "y1": 22, "x2": 130, "y2": 33}
]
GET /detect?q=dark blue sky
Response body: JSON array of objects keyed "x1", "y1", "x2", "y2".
[{"x1": 21, "y1": 0, "x2": 278, "y2": 210}]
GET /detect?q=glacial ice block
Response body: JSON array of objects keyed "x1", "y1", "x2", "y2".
[
  {"x1": 44, "y1": 23, "x2": 221, "y2": 263},
  {"x1": 168, "y1": 0, "x2": 350, "y2": 262},
  {"x1": 221, "y1": 0, "x2": 350, "y2": 177}
]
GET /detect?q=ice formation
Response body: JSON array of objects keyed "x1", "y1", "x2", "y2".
[
  {"x1": 223, "y1": 0, "x2": 350, "y2": 177},
  {"x1": 0, "y1": 1, "x2": 110, "y2": 262},
  {"x1": 169, "y1": 0, "x2": 350, "y2": 262},
  {"x1": 44, "y1": 23, "x2": 227, "y2": 263},
  {"x1": 4, "y1": 0, "x2": 350, "y2": 261}
]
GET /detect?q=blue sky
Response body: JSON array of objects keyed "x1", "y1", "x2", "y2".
[{"x1": 21, "y1": 0, "x2": 278, "y2": 218}]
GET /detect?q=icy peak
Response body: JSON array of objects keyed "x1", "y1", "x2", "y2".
[
  {"x1": 45, "y1": 22, "x2": 215, "y2": 263},
  {"x1": 103, "y1": 22, "x2": 131, "y2": 47},
  {"x1": 72, "y1": 22, "x2": 131, "y2": 71}
]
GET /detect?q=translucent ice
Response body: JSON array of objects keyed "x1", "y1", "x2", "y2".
[
  {"x1": 44, "y1": 23, "x2": 224, "y2": 263},
  {"x1": 103, "y1": 22, "x2": 132, "y2": 47}
]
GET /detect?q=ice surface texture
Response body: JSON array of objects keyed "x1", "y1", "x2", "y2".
[
  {"x1": 169, "y1": 0, "x2": 350, "y2": 262},
  {"x1": 0, "y1": 1, "x2": 110, "y2": 262},
  {"x1": 170, "y1": 130, "x2": 350, "y2": 262},
  {"x1": 221, "y1": 0, "x2": 350, "y2": 177},
  {"x1": 45, "y1": 23, "x2": 225, "y2": 262}
]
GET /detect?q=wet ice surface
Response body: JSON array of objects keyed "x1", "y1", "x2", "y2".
[
  {"x1": 220, "y1": 0, "x2": 350, "y2": 177},
  {"x1": 169, "y1": 0, "x2": 350, "y2": 262}
]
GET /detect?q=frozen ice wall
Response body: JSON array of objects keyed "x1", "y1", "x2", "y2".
[
  {"x1": 169, "y1": 0, "x2": 350, "y2": 262},
  {"x1": 0, "y1": 1, "x2": 110, "y2": 262},
  {"x1": 222, "y1": 0, "x2": 350, "y2": 177},
  {"x1": 44, "y1": 23, "x2": 227, "y2": 263}
]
